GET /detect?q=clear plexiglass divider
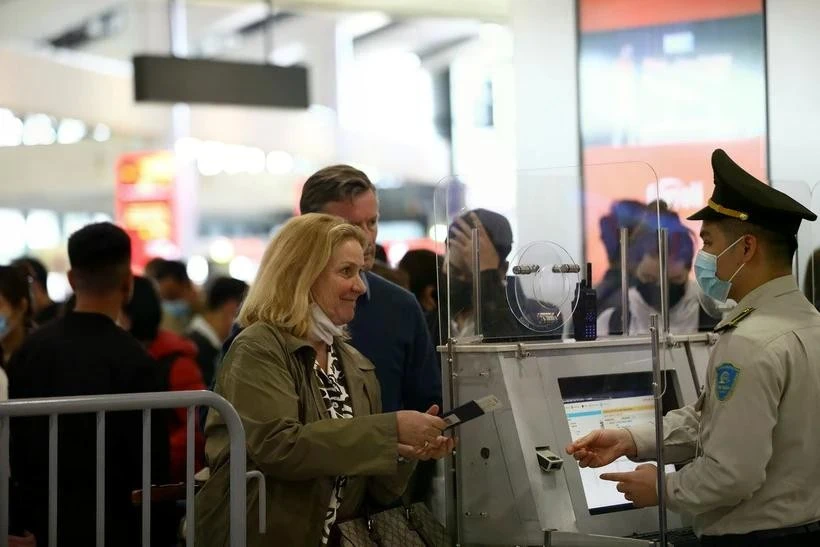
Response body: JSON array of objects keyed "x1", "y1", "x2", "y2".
[
  {"x1": 802, "y1": 181, "x2": 820, "y2": 310},
  {"x1": 432, "y1": 163, "x2": 662, "y2": 345},
  {"x1": 778, "y1": 181, "x2": 819, "y2": 311}
]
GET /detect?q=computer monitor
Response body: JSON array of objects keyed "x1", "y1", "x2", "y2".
[{"x1": 558, "y1": 371, "x2": 680, "y2": 515}]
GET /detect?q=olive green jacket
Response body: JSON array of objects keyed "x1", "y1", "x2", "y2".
[{"x1": 195, "y1": 322, "x2": 415, "y2": 547}]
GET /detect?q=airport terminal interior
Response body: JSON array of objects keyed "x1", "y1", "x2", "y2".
[{"x1": 2, "y1": 0, "x2": 820, "y2": 546}]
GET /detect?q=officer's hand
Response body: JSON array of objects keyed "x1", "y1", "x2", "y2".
[
  {"x1": 600, "y1": 464, "x2": 659, "y2": 508},
  {"x1": 565, "y1": 428, "x2": 637, "y2": 468}
]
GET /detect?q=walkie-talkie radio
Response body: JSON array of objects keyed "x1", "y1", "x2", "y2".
[{"x1": 572, "y1": 262, "x2": 597, "y2": 341}]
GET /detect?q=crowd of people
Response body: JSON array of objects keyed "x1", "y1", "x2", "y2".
[
  {"x1": 1, "y1": 164, "x2": 454, "y2": 547},
  {"x1": 4, "y1": 153, "x2": 819, "y2": 546}
]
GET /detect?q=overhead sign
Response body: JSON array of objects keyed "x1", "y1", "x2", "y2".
[
  {"x1": 115, "y1": 151, "x2": 179, "y2": 271},
  {"x1": 133, "y1": 55, "x2": 310, "y2": 109}
]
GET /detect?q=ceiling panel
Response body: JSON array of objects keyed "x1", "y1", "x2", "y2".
[{"x1": 194, "y1": 0, "x2": 508, "y2": 21}]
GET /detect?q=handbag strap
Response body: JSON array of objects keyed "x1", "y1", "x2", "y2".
[
  {"x1": 365, "y1": 514, "x2": 383, "y2": 547},
  {"x1": 402, "y1": 502, "x2": 435, "y2": 547}
]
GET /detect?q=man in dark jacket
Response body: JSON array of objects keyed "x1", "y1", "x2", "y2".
[{"x1": 8, "y1": 222, "x2": 172, "y2": 547}]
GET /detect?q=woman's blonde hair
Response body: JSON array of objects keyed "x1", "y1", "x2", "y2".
[{"x1": 238, "y1": 213, "x2": 367, "y2": 338}]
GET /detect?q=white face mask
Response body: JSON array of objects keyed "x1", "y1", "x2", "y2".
[{"x1": 308, "y1": 302, "x2": 345, "y2": 346}]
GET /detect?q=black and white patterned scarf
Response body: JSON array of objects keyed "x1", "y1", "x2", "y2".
[{"x1": 315, "y1": 345, "x2": 354, "y2": 545}]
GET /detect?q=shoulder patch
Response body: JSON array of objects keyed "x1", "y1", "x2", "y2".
[
  {"x1": 715, "y1": 363, "x2": 740, "y2": 401},
  {"x1": 714, "y1": 307, "x2": 756, "y2": 333}
]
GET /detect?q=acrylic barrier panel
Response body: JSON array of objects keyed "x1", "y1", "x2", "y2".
[
  {"x1": 432, "y1": 163, "x2": 660, "y2": 344},
  {"x1": 805, "y1": 182, "x2": 820, "y2": 310},
  {"x1": 650, "y1": 174, "x2": 723, "y2": 337},
  {"x1": 773, "y1": 181, "x2": 813, "y2": 299}
]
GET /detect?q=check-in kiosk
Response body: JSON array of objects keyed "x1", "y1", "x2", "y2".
[
  {"x1": 431, "y1": 165, "x2": 718, "y2": 546},
  {"x1": 438, "y1": 335, "x2": 712, "y2": 546}
]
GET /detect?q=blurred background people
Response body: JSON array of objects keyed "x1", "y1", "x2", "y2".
[
  {"x1": 121, "y1": 275, "x2": 206, "y2": 483},
  {"x1": 438, "y1": 208, "x2": 536, "y2": 341},
  {"x1": 597, "y1": 204, "x2": 719, "y2": 335},
  {"x1": 595, "y1": 200, "x2": 646, "y2": 311},
  {"x1": 186, "y1": 276, "x2": 248, "y2": 388},
  {"x1": 399, "y1": 249, "x2": 440, "y2": 338},
  {"x1": 7, "y1": 222, "x2": 172, "y2": 547},
  {"x1": 399, "y1": 249, "x2": 439, "y2": 314},
  {"x1": 145, "y1": 259, "x2": 201, "y2": 335},
  {"x1": 0, "y1": 265, "x2": 34, "y2": 366},
  {"x1": 196, "y1": 214, "x2": 452, "y2": 547},
  {"x1": 371, "y1": 243, "x2": 410, "y2": 289},
  {"x1": 12, "y1": 257, "x2": 60, "y2": 325}
]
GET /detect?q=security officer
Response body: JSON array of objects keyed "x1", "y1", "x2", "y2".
[{"x1": 566, "y1": 149, "x2": 820, "y2": 546}]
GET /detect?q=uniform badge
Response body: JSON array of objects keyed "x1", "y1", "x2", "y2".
[{"x1": 715, "y1": 363, "x2": 740, "y2": 401}]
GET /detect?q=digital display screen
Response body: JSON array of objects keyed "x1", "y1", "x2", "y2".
[{"x1": 559, "y1": 372, "x2": 679, "y2": 514}]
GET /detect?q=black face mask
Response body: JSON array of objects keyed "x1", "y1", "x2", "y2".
[
  {"x1": 447, "y1": 277, "x2": 474, "y2": 311},
  {"x1": 636, "y1": 281, "x2": 687, "y2": 311}
]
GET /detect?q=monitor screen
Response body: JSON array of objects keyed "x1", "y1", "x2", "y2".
[{"x1": 558, "y1": 372, "x2": 679, "y2": 515}]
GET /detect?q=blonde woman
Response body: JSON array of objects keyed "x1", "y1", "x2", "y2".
[{"x1": 196, "y1": 214, "x2": 453, "y2": 547}]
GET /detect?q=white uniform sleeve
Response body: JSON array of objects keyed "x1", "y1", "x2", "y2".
[
  {"x1": 665, "y1": 342, "x2": 783, "y2": 516},
  {"x1": 627, "y1": 394, "x2": 703, "y2": 465}
]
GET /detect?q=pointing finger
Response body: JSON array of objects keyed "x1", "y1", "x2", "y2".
[{"x1": 600, "y1": 472, "x2": 631, "y2": 482}]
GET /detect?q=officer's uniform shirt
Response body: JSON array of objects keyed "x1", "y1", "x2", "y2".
[{"x1": 628, "y1": 275, "x2": 820, "y2": 536}]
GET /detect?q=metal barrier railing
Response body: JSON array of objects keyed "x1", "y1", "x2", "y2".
[{"x1": 0, "y1": 390, "x2": 255, "y2": 547}]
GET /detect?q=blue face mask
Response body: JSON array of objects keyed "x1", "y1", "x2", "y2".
[
  {"x1": 0, "y1": 313, "x2": 9, "y2": 340},
  {"x1": 694, "y1": 236, "x2": 745, "y2": 303},
  {"x1": 162, "y1": 300, "x2": 191, "y2": 320}
]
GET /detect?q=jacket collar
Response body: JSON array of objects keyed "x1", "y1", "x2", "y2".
[
  {"x1": 277, "y1": 327, "x2": 315, "y2": 355},
  {"x1": 262, "y1": 323, "x2": 377, "y2": 418},
  {"x1": 276, "y1": 327, "x2": 375, "y2": 374},
  {"x1": 716, "y1": 275, "x2": 798, "y2": 330},
  {"x1": 361, "y1": 270, "x2": 372, "y2": 301}
]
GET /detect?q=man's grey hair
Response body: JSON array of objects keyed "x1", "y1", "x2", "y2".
[{"x1": 299, "y1": 164, "x2": 377, "y2": 214}]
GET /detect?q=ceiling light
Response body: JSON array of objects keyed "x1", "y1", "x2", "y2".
[
  {"x1": 93, "y1": 123, "x2": 111, "y2": 142},
  {"x1": 266, "y1": 150, "x2": 294, "y2": 175},
  {"x1": 22, "y1": 114, "x2": 56, "y2": 146},
  {"x1": 187, "y1": 255, "x2": 209, "y2": 285},
  {"x1": 57, "y1": 118, "x2": 87, "y2": 144}
]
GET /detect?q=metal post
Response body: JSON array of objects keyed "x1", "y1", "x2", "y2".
[
  {"x1": 263, "y1": 0, "x2": 275, "y2": 64},
  {"x1": 223, "y1": 403, "x2": 248, "y2": 547},
  {"x1": 649, "y1": 315, "x2": 667, "y2": 547},
  {"x1": 0, "y1": 416, "x2": 10, "y2": 547},
  {"x1": 167, "y1": 0, "x2": 188, "y2": 58},
  {"x1": 620, "y1": 227, "x2": 629, "y2": 336},
  {"x1": 246, "y1": 471, "x2": 267, "y2": 534},
  {"x1": 659, "y1": 228, "x2": 670, "y2": 335},
  {"x1": 471, "y1": 227, "x2": 482, "y2": 338},
  {"x1": 96, "y1": 412, "x2": 106, "y2": 547},
  {"x1": 49, "y1": 415, "x2": 58, "y2": 546},
  {"x1": 444, "y1": 338, "x2": 462, "y2": 546},
  {"x1": 186, "y1": 406, "x2": 196, "y2": 547},
  {"x1": 142, "y1": 410, "x2": 152, "y2": 547}
]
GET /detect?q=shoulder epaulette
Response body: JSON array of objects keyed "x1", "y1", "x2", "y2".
[{"x1": 714, "y1": 306, "x2": 756, "y2": 333}]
